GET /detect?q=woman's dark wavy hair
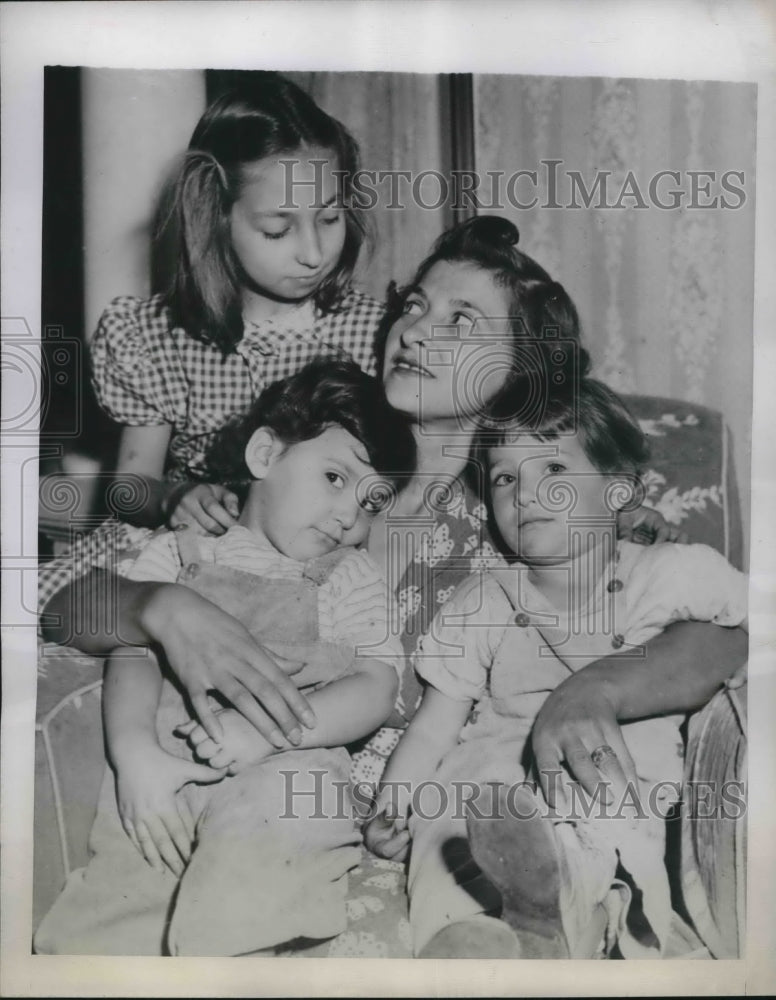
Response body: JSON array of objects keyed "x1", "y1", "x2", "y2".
[
  {"x1": 479, "y1": 376, "x2": 650, "y2": 477},
  {"x1": 202, "y1": 358, "x2": 415, "y2": 501},
  {"x1": 379, "y1": 216, "x2": 590, "y2": 421},
  {"x1": 162, "y1": 73, "x2": 368, "y2": 353}
]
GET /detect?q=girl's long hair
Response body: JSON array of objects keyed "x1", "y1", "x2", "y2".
[{"x1": 162, "y1": 73, "x2": 368, "y2": 353}]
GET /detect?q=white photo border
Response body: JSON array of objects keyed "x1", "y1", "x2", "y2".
[{"x1": 2, "y1": 1, "x2": 775, "y2": 995}]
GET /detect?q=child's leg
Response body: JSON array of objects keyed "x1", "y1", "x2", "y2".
[
  {"x1": 406, "y1": 742, "x2": 524, "y2": 957},
  {"x1": 33, "y1": 769, "x2": 178, "y2": 955},
  {"x1": 167, "y1": 747, "x2": 362, "y2": 956}
]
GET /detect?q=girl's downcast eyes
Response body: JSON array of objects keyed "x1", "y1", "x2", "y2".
[{"x1": 259, "y1": 210, "x2": 342, "y2": 241}]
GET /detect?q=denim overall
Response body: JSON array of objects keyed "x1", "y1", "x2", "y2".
[{"x1": 35, "y1": 529, "x2": 363, "y2": 956}]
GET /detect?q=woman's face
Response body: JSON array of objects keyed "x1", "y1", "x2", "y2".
[{"x1": 382, "y1": 261, "x2": 514, "y2": 430}]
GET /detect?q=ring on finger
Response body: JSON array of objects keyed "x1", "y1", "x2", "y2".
[{"x1": 590, "y1": 744, "x2": 618, "y2": 769}]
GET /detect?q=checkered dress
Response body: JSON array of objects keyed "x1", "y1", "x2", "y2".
[
  {"x1": 91, "y1": 291, "x2": 383, "y2": 479},
  {"x1": 39, "y1": 289, "x2": 385, "y2": 616}
]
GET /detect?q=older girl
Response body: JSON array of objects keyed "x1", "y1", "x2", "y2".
[{"x1": 39, "y1": 72, "x2": 382, "y2": 621}]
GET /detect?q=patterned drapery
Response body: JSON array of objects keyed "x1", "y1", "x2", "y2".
[
  {"x1": 286, "y1": 72, "x2": 448, "y2": 301},
  {"x1": 473, "y1": 75, "x2": 755, "y2": 556}
]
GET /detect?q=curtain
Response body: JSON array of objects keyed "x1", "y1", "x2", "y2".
[
  {"x1": 286, "y1": 72, "x2": 448, "y2": 301},
  {"x1": 474, "y1": 75, "x2": 755, "y2": 554}
]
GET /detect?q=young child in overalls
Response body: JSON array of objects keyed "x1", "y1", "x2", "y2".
[
  {"x1": 366, "y1": 377, "x2": 747, "y2": 960},
  {"x1": 35, "y1": 359, "x2": 415, "y2": 956}
]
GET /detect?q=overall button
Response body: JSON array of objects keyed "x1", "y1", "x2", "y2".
[
  {"x1": 181, "y1": 562, "x2": 200, "y2": 580},
  {"x1": 514, "y1": 613, "x2": 531, "y2": 627},
  {"x1": 611, "y1": 633, "x2": 625, "y2": 649},
  {"x1": 607, "y1": 578, "x2": 624, "y2": 593}
]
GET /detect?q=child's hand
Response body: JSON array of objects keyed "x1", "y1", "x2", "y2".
[
  {"x1": 364, "y1": 809, "x2": 411, "y2": 862},
  {"x1": 114, "y1": 744, "x2": 227, "y2": 876},
  {"x1": 166, "y1": 483, "x2": 240, "y2": 535},
  {"x1": 178, "y1": 709, "x2": 274, "y2": 774},
  {"x1": 617, "y1": 505, "x2": 689, "y2": 545}
]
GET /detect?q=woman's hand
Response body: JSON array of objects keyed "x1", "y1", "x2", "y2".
[
  {"x1": 113, "y1": 743, "x2": 227, "y2": 876},
  {"x1": 178, "y1": 710, "x2": 274, "y2": 775},
  {"x1": 531, "y1": 670, "x2": 640, "y2": 814},
  {"x1": 164, "y1": 482, "x2": 240, "y2": 535},
  {"x1": 617, "y1": 505, "x2": 688, "y2": 545},
  {"x1": 138, "y1": 584, "x2": 317, "y2": 746}
]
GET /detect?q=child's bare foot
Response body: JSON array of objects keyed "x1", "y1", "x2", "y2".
[
  {"x1": 466, "y1": 785, "x2": 569, "y2": 959},
  {"x1": 418, "y1": 915, "x2": 522, "y2": 958},
  {"x1": 178, "y1": 709, "x2": 273, "y2": 772}
]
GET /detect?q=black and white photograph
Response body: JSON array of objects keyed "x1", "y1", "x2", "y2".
[{"x1": 2, "y1": 2, "x2": 775, "y2": 996}]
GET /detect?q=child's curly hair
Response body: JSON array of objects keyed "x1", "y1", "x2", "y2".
[{"x1": 202, "y1": 357, "x2": 416, "y2": 503}]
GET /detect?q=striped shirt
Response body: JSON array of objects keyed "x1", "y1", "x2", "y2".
[{"x1": 128, "y1": 525, "x2": 404, "y2": 669}]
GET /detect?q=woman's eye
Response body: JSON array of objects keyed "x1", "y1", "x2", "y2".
[
  {"x1": 326, "y1": 471, "x2": 345, "y2": 488},
  {"x1": 319, "y1": 212, "x2": 343, "y2": 227},
  {"x1": 262, "y1": 228, "x2": 290, "y2": 241},
  {"x1": 402, "y1": 298, "x2": 423, "y2": 315},
  {"x1": 547, "y1": 463, "x2": 566, "y2": 475},
  {"x1": 452, "y1": 311, "x2": 474, "y2": 326},
  {"x1": 492, "y1": 473, "x2": 515, "y2": 487}
]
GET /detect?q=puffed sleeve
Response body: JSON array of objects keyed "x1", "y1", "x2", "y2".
[
  {"x1": 623, "y1": 542, "x2": 748, "y2": 646},
  {"x1": 89, "y1": 296, "x2": 182, "y2": 425},
  {"x1": 414, "y1": 573, "x2": 510, "y2": 702}
]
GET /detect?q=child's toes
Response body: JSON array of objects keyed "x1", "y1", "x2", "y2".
[{"x1": 194, "y1": 737, "x2": 220, "y2": 760}]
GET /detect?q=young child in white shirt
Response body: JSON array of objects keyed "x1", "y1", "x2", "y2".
[
  {"x1": 35, "y1": 359, "x2": 414, "y2": 957},
  {"x1": 366, "y1": 377, "x2": 747, "y2": 959}
]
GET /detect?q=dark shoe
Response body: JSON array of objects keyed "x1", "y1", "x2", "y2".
[
  {"x1": 418, "y1": 916, "x2": 522, "y2": 958},
  {"x1": 466, "y1": 785, "x2": 569, "y2": 958}
]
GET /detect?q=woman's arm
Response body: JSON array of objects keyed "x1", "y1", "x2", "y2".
[
  {"x1": 183, "y1": 657, "x2": 402, "y2": 770},
  {"x1": 532, "y1": 620, "x2": 748, "y2": 808},
  {"x1": 41, "y1": 570, "x2": 316, "y2": 747}
]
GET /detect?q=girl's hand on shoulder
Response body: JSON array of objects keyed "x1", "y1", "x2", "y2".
[
  {"x1": 114, "y1": 743, "x2": 227, "y2": 876},
  {"x1": 617, "y1": 505, "x2": 689, "y2": 545},
  {"x1": 138, "y1": 584, "x2": 317, "y2": 748},
  {"x1": 166, "y1": 483, "x2": 240, "y2": 535},
  {"x1": 177, "y1": 709, "x2": 273, "y2": 774}
]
